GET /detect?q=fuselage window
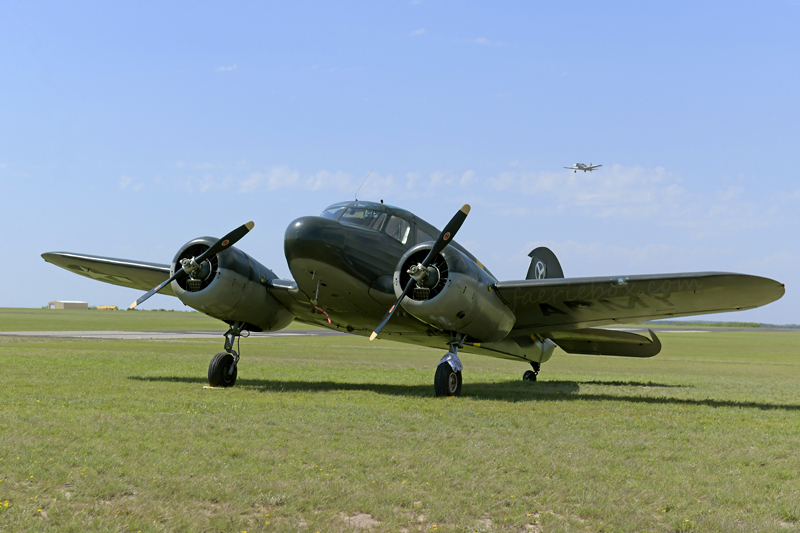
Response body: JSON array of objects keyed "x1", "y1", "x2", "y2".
[
  {"x1": 339, "y1": 208, "x2": 387, "y2": 231},
  {"x1": 320, "y1": 207, "x2": 346, "y2": 220},
  {"x1": 384, "y1": 216, "x2": 411, "y2": 244}
]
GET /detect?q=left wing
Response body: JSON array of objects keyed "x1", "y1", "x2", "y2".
[
  {"x1": 493, "y1": 272, "x2": 784, "y2": 336},
  {"x1": 42, "y1": 252, "x2": 176, "y2": 296}
]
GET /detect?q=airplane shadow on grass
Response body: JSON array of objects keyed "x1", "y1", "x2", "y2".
[{"x1": 128, "y1": 376, "x2": 800, "y2": 412}]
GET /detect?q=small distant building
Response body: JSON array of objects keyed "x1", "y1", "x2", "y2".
[
  {"x1": 48, "y1": 301, "x2": 88, "y2": 310},
  {"x1": 97, "y1": 306, "x2": 118, "y2": 311}
]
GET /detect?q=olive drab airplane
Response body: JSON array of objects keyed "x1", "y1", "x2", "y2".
[{"x1": 42, "y1": 201, "x2": 785, "y2": 396}]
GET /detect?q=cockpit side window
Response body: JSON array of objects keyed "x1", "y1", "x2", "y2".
[
  {"x1": 339, "y1": 207, "x2": 387, "y2": 231},
  {"x1": 320, "y1": 206, "x2": 347, "y2": 220},
  {"x1": 384, "y1": 216, "x2": 411, "y2": 244}
]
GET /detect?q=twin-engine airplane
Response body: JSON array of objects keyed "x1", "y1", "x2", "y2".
[
  {"x1": 564, "y1": 163, "x2": 602, "y2": 173},
  {"x1": 42, "y1": 201, "x2": 784, "y2": 396}
]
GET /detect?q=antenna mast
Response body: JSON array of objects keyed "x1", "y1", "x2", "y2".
[{"x1": 355, "y1": 169, "x2": 372, "y2": 201}]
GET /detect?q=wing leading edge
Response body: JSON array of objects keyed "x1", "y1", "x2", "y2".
[
  {"x1": 494, "y1": 272, "x2": 784, "y2": 336},
  {"x1": 41, "y1": 252, "x2": 176, "y2": 297}
]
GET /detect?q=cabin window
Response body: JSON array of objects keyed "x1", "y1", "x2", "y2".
[
  {"x1": 384, "y1": 216, "x2": 411, "y2": 244},
  {"x1": 339, "y1": 207, "x2": 387, "y2": 231}
]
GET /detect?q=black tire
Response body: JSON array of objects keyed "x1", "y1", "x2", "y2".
[
  {"x1": 523, "y1": 370, "x2": 537, "y2": 382},
  {"x1": 434, "y1": 362, "x2": 462, "y2": 397},
  {"x1": 208, "y1": 352, "x2": 237, "y2": 387}
]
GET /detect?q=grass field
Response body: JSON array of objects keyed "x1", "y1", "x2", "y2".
[
  {"x1": 0, "y1": 308, "x2": 321, "y2": 332},
  {"x1": 1, "y1": 309, "x2": 799, "y2": 532}
]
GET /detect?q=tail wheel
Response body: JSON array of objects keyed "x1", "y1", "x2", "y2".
[
  {"x1": 208, "y1": 352, "x2": 238, "y2": 387},
  {"x1": 434, "y1": 362, "x2": 462, "y2": 397}
]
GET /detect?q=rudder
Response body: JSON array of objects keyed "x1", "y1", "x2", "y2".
[{"x1": 526, "y1": 247, "x2": 564, "y2": 279}]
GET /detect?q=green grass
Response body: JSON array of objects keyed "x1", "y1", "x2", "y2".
[
  {"x1": 0, "y1": 308, "x2": 321, "y2": 332},
  {"x1": 1, "y1": 310, "x2": 800, "y2": 531}
]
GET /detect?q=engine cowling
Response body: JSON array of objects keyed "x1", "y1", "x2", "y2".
[
  {"x1": 170, "y1": 237, "x2": 294, "y2": 332},
  {"x1": 393, "y1": 243, "x2": 516, "y2": 342}
]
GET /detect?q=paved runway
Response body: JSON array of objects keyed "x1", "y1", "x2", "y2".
[
  {"x1": 1, "y1": 327, "x2": 795, "y2": 340},
  {"x1": 0, "y1": 329, "x2": 349, "y2": 340}
]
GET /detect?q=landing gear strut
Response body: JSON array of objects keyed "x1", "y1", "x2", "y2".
[
  {"x1": 434, "y1": 334, "x2": 465, "y2": 397},
  {"x1": 523, "y1": 362, "x2": 541, "y2": 382},
  {"x1": 208, "y1": 321, "x2": 247, "y2": 387}
]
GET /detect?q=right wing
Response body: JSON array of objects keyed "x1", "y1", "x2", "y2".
[
  {"x1": 494, "y1": 272, "x2": 784, "y2": 336},
  {"x1": 42, "y1": 252, "x2": 176, "y2": 296}
]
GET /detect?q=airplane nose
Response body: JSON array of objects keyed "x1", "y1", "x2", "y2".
[{"x1": 284, "y1": 216, "x2": 347, "y2": 268}]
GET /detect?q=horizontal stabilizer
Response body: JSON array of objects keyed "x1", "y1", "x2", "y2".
[{"x1": 547, "y1": 328, "x2": 661, "y2": 358}]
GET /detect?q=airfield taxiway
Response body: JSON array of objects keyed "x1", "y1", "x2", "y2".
[
  {"x1": 0, "y1": 329, "x2": 347, "y2": 340},
  {"x1": 0, "y1": 326, "x2": 794, "y2": 340}
]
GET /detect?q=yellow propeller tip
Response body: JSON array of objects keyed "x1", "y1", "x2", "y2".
[
  {"x1": 369, "y1": 332, "x2": 378, "y2": 341},
  {"x1": 245, "y1": 221, "x2": 255, "y2": 230},
  {"x1": 128, "y1": 302, "x2": 137, "y2": 310},
  {"x1": 460, "y1": 204, "x2": 471, "y2": 215}
]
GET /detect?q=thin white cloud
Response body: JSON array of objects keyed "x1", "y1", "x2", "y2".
[
  {"x1": 0, "y1": 162, "x2": 7, "y2": 168},
  {"x1": 239, "y1": 166, "x2": 300, "y2": 193},
  {"x1": 307, "y1": 170, "x2": 352, "y2": 192},
  {"x1": 119, "y1": 175, "x2": 143, "y2": 191},
  {"x1": 411, "y1": 28, "x2": 425, "y2": 36},
  {"x1": 216, "y1": 64, "x2": 238, "y2": 72}
]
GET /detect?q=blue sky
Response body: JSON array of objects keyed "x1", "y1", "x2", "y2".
[{"x1": 2, "y1": 1, "x2": 798, "y2": 324}]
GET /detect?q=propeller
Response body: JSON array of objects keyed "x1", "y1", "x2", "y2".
[
  {"x1": 128, "y1": 221, "x2": 255, "y2": 309},
  {"x1": 370, "y1": 204, "x2": 470, "y2": 340}
]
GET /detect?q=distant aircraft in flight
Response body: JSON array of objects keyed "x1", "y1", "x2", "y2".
[{"x1": 564, "y1": 163, "x2": 602, "y2": 173}]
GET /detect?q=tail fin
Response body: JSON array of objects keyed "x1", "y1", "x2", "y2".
[{"x1": 526, "y1": 247, "x2": 564, "y2": 280}]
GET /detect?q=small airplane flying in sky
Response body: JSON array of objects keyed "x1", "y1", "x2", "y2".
[
  {"x1": 42, "y1": 201, "x2": 784, "y2": 396},
  {"x1": 564, "y1": 163, "x2": 602, "y2": 173}
]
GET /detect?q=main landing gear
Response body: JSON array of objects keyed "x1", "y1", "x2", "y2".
[
  {"x1": 208, "y1": 321, "x2": 247, "y2": 387},
  {"x1": 523, "y1": 362, "x2": 541, "y2": 382},
  {"x1": 434, "y1": 335, "x2": 465, "y2": 397}
]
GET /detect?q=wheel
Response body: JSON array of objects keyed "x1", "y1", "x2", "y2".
[
  {"x1": 434, "y1": 362, "x2": 462, "y2": 397},
  {"x1": 208, "y1": 352, "x2": 237, "y2": 387},
  {"x1": 523, "y1": 370, "x2": 537, "y2": 382}
]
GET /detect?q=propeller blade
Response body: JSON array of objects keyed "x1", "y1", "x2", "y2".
[
  {"x1": 419, "y1": 204, "x2": 470, "y2": 268},
  {"x1": 128, "y1": 269, "x2": 186, "y2": 309},
  {"x1": 370, "y1": 204, "x2": 470, "y2": 340},
  {"x1": 194, "y1": 221, "x2": 255, "y2": 264},
  {"x1": 128, "y1": 221, "x2": 255, "y2": 310},
  {"x1": 369, "y1": 279, "x2": 414, "y2": 341}
]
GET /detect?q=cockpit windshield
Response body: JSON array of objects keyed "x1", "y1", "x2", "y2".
[
  {"x1": 319, "y1": 202, "x2": 412, "y2": 242},
  {"x1": 320, "y1": 205, "x2": 348, "y2": 220},
  {"x1": 338, "y1": 207, "x2": 387, "y2": 231}
]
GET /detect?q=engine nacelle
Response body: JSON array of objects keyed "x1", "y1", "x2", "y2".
[
  {"x1": 393, "y1": 244, "x2": 516, "y2": 342},
  {"x1": 170, "y1": 237, "x2": 294, "y2": 332}
]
